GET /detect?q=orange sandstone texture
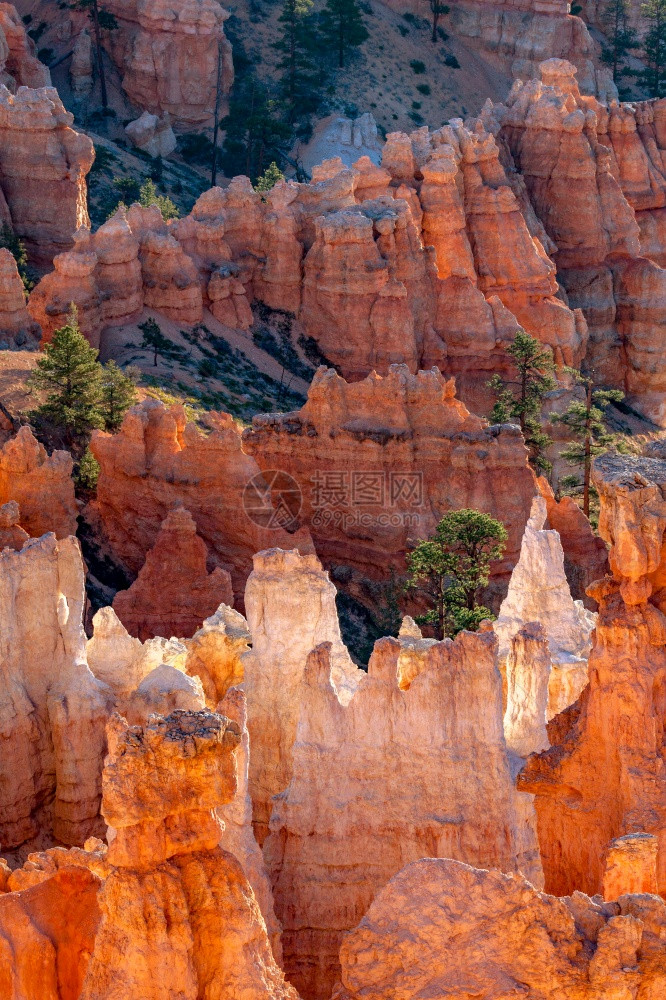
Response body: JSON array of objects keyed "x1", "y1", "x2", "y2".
[
  {"x1": 490, "y1": 59, "x2": 666, "y2": 425},
  {"x1": 0, "y1": 499, "x2": 28, "y2": 550},
  {"x1": 101, "y1": 0, "x2": 234, "y2": 127},
  {"x1": 0, "y1": 85, "x2": 93, "y2": 265},
  {"x1": 0, "y1": 247, "x2": 39, "y2": 348},
  {"x1": 244, "y1": 548, "x2": 359, "y2": 846},
  {"x1": 0, "y1": 3, "x2": 50, "y2": 90},
  {"x1": 89, "y1": 399, "x2": 306, "y2": 605},
  {"x1": 0, "y1": 425, "x2": 77, "y2": 539},
  {"x1": 112, "y1": 506, "x2": 233, "y2": 640},
  {"x1": 520, "y1": 452, "x2": 666, "y2": 896},
  {"x1": 243, "y1": 366, "x2": 536, "y2": 603},
  {"x1": 265, "y1": 630, "x2": 541, "y2": 1000},
  {"x1": 0, "y1": 533, "x2": 113, "y2": 850},
  {"x1": 79, "y1": 711, "x2": 298, "y2": 1000},
  {"x1": 335, "y1": 857, "x2": 666, "y2": 1000},
  {"x1": 603, "y1": 832, "x2": 659, "y2": 900}
]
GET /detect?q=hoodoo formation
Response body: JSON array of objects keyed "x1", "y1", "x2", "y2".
[{"x1": 3, "y1": 0, "x2": 666, "y2": 994}]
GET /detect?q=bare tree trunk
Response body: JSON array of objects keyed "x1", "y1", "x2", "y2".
[{"x1": 211, "y1": 40, "x2": 223, "y2": 186}]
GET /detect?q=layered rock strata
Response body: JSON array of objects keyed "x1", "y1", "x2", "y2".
[
  {"x1": 102, "y1": 0, "x2": 234, "y2": 127},
  {"x1": 0, "y1": 246, "x2": 39, "y2": 348},
  {"x1": 0, "y1": 84, "x2": 93, "y2": 264},
  {"x1": 335, "y1": 856, "x2": 666, "y2": 999},
  {"x1": 244, "y1": 366, "x2": 536, "y2": 602},
  {"x1": 265, "y1": 627, "x2": 541, "y2": 1000},
  {"x1": 80, "y1": 710, "x2": 296, "y2": 1000},
  {"x1": 0, "y1": 3, "x2": 50, "y2": 90},
  {"x1": 488, "y1": 59, "x2": 666, "y2": 425},
  {"x1": 0, "y1": 533, "x2": 113, "y2": 850},
  {"x1": 89, "y1": 399, "x2": 306, "y2": 604},
  {"x1": 520, "y1": 452, "x2": 666, "y2": 896},
  {"x1": 112, "y1": 506, "x2": 233, "y2": 640},
  {"x1": 244, "y1": 547, "x2": 358, "y2": 846},
  {"x1": 0, "y1": 425, "x2": 77, "y2": 539}
]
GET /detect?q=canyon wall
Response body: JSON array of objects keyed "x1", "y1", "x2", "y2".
[
  {"x1": 89, "y1": 399, "x2": 307, "y2": 605},
  {"x1": 102, "y1": 0, "x2": 234, "y2": 127},
  {"x1": 0, "y1": 425, "x2": 77, "y2": 539},
  {"x1": 0, "y1": 84, "x2": 93, "y2": 265},
  {"x1": 244, "y1": 365, "x2": 536, "y2": 602},
  {"x1": 264, "y1": 627, "x2": 541, "y2": 1000},
  {"x1": 520, "y1": 451, "x2": 666, "y2": 896},
  {"x1": 0, "y1": 533, "x2": 113, "y2": 851}
]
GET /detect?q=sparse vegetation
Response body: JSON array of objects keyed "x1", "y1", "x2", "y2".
[
  {"x1": 407, "y1": 509, "x2": 507, "y2": 640},
  {"x1": 488, "y1": 330, "x2": 557, "y2": 474},
  {"x1": 410, "y1": 59, "x2": 426, "y2": 74}
]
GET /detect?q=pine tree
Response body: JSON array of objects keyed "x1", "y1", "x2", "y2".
[
  {"x1": 138, "y1": 179, "x2": 179, "y2": 221},
  {"x1": 255, "y1": 161, "x2": 285, "y2": 193},
  {"x1": 275, "y1": 0, "x2": 320, "y2": 122},
  {"x1": 488, "y1": 330, "x2": 557, "y2": 474},
  {"x1": 551, "y1": 370, "x2": 624, "y2": 518},
  {"x1": 28, "y1": 310, "x2": 104, "y2": 444},
  {"x1": 139, "y1": 318, "x2": 173, "y2": 367},
  {"x1": 407, "y1": 509, "x2": 507, "y2": 640},
  {"x1": 641, "y1": 0, "x2": 666, "y2": 96},
  {"x1": 100, "y1": 360, "x2": 138, "y2": 431},
  {"x1": 428, "y1": 0, "x2": 449, "y2": 43},
  {"x1": 68, "y1": 0, "x2": 118, "y2": 110},
  {"x1": 319, "y1": 0, "x2": 368, "y2": 68},
  {"x1": 601, "y1": 0, "x2": 637, "y2": 81},
  {"x1": 221, "y1": 79, "x2": 292, "y2": 181}
]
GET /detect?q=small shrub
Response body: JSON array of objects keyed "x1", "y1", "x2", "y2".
[
  {"x1": 38, "y1": 46, "x2": 54, "y2": 64},
  {"x1": 255, "y1": 161, "x2": 284, "y2": 193},
  {"x1": 27, "y1": 21, "x2": 47, "y2": 41},
  {"x1": 403, "y1": 11, "x2": 416, "y2": 21},
  {"x1": 445, "y1": 53, "x2": 460, "y2": 68},
  {"x1": 409, "y1": 110, "x2": 424, "y2": 124},
  {"x1": 178, "y1": 133, "x2": 214, "y2": 165},
  {"x1": 398, "y1": 24, "x2": 408, "y2": 35},
  {"x1": 410, "y1": 59, "x2": 426, "y2": 74},
  {"x1": 437, "y1": 25, "x2": 448, "y2": 40},
  {"x1": 412, "y1": 100, "x2": 421, "y2": 109},
  {"x1": 417, "y1": 82, "x2": 431, "y2": 95},
  {"x1": 75, "y1": 448, "x2": 100, "y2": 491}
]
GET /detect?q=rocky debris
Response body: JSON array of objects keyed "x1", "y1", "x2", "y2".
[
  {"x1": 0, "y1": 246, "x2": 39, "y2": 348},
  {"x1": 183, "y1": 602, "x2": 249, "y2": 705},
  {"x1": 102, "y1": 0, "x2": 234, "y2": 127},
  {"x1": 218, "y1": 686, "x2": 283, "y2": 963},
  {"x1": 244, "y1": 547, "x2": 359, "y2": 845},
  {"x1": 603, "y1": 832, "x2": 659, "y2": 900},
  {"x1": 112, "y1": 506, "x2": 234, "y2": 641},
  {"x1": 125, "y1": 110, "x2": 177, "y2": 157},
  {"x1": 0, "y1": 533, "x2": 113, "y2": 850},
  {"x1": 79, "y1": 710, "x2": 297, "y2": 1000},
  {"x1": 89, "y1": 399, "x2": 309, "y2": 605},
  {"x1": 122, "y1": 663, "x2": 206, "y2": 725},
  {"x1": 494, "y1": 495, "x2": 596, "y2": 720},
  {"x1": 70, "y1": 28, "x2": 92, "y2": 93},
  {"x1": 0, "y1": 425, "x2": 77, "y2": 539},
  {"x1": 0, "y1": 84, "x2": 93, "y2": 264},
  {"x1": 0, "y1": 3, "x2": 50, "y2": 90},
  {"x1": 335, "y1": 856, "x2": 666, "y2": 1000},
  {"x1": 520, "y1": 452, "x2": 666, "y2": 896},
  {"x1": 244, "y1": 366, "x2": 536, "y2": 604},
  {"x1": 0, "y1": 498, "x2": 28, "y2": 550},
  {"x1": 265, "y1": 630, "x2": 541, "y2": 1000}
]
